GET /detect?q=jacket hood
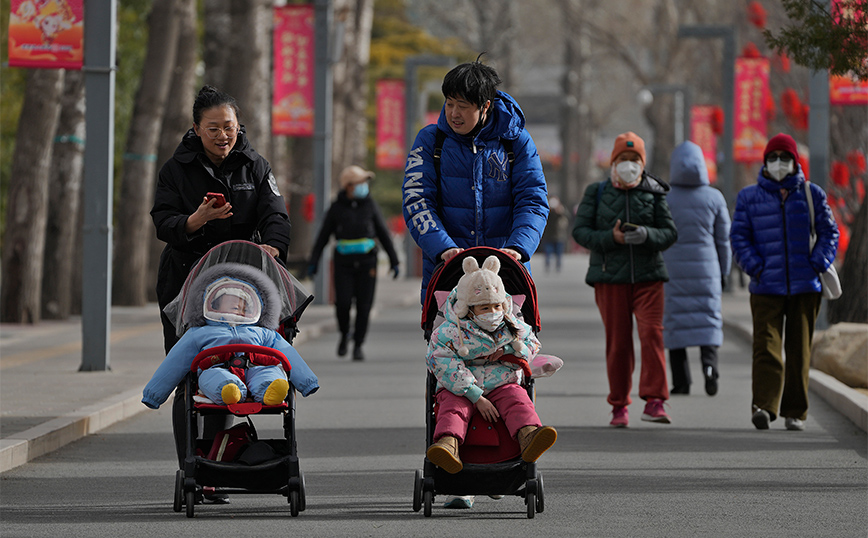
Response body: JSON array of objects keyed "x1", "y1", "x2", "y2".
[
  {"x1": 183, "y1": 262, "x2": 281, "y2": 330},
  {"x1": 442, "y1": 288, "x2": 525, "y2": 356},
  {"x1": 172, "y1": 126, "x2": 255, "y2": 165},
  {"x1": 757, "y1": 163, "x2": 805, "y2": 193},
  {"x1": 670, "y1": 141, "x2": 709, "y2": 187},
  {"x1": 436, "y1": 90, "x2": 526, "y2": 143},
  {"x1": 607, "y1": 171, "x2": 670, "y2": 195}
]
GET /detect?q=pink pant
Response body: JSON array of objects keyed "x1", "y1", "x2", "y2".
[
  {"x1": 595, "y1": 281, "x2": 669, "y2": 407},
  {"x1": 434, "y1": 383, "x2": 541, "y2": 443}
]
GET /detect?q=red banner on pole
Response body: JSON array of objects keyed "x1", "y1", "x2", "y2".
[
  {"x1": 8, "y1": 0, "x2": 84, "y2": 69},
  {"x1": 272, "y1": 4, "x2": 314, "y2": 137},
  {"x1": 375, "y1": 79, "x2": 405, "y2": 170},
  {"x1": 690, "y1": 105, "x2": 719, "y2": 184},
  {"x1": 830, "y1": 74, "x2": 868, "y2": 106},
  {"x1": 734, "y1": 57, "x2": 770, "y2": 163}
]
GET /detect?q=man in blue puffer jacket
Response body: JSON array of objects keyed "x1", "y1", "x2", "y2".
[
  {"x1": 402, "y1": 58, "x2": 549, "y2": 302},
  {"x1": 730, "y1": 133, "x2": 838, "y2": 432}
]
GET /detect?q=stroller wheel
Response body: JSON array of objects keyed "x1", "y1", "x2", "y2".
[
  {"x1": 423, "y1": 490, "x2": 433, "y2": 517},
  {"x1": 185, "y1": 491, "x2": 195, "y2": 518},
  {"x1": 289, "y1": 490, "x2": 301, "y2": 517},
  {"x1": 412, "y1": 469, "x2": 423, "y2": 512},
  {"x1": 536, "y1": 471, "x2": 545, "y2": 513},
  {"x1": 526, "y1": 491, "x2": 536, "y2": 519},
  {"x1": 173, "y1": 470, "x2": 184, "y2": 513}
]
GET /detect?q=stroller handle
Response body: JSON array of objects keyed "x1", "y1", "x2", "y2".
[{"x1": 190, "y1": 344, "x2": 291, "y2": 373}]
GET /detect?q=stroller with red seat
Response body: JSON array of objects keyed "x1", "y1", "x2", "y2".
[
  {"x1": 161, "y1": 240, "x2": 314, "y2": 518},
  {"x1": 411, "y1": 246, "x2": 548, "y2": 518}
]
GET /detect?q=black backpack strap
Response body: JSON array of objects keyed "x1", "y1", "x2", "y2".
[
  {"x1": 502, "y1": 137, "x2": 515, "y2": 167},
  {"x1": 433, "y1": 128, "x2": 447, "y2": 209}
]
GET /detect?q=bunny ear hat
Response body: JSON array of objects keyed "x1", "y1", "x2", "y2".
[{"x1": 452, "y1": 255, "x2": 524, "y2": 357}]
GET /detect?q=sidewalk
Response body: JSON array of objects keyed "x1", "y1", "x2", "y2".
[{"x1": 2, "y1": 254, "x2": 865, "y2": 473}]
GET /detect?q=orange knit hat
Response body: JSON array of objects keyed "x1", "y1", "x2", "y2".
[{"x1": 610, "y1": 132, "x2": 646, "y2": 165}]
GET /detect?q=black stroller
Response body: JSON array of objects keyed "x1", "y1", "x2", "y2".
[
  {"x1": 162, "y1": 240, "x2": 314, "y2": 518},
  {"x1": 411, "y1": 246, "x2": 546, "y2": 518}
]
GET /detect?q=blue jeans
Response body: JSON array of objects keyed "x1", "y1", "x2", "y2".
[
  {"x1": 544, "y1": 242, "x2": 564, "y2": 271},
  {"x1": 198, "y1": 365, "x2": 287, "y2": 404}
]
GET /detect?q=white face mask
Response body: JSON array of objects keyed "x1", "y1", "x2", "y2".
[
  {"x1": 614, "y1": 161, "x2": 643, "y2": 187},
  {"x1": 766, "y1": 160, "x2": 794, "y2": 181},
  {"x1": 473, "y1": 310, "x2": 504, "y2": 332}
]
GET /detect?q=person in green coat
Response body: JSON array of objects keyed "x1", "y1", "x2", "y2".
[{"x1": 572, "y1": 132, "x2": 678, "y2": 428}]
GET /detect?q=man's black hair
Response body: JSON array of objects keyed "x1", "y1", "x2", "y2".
[{"x1": 441, "y1": 54, "x2": 501, "y2": 108}]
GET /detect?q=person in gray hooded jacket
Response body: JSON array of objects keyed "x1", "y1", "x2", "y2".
[{"x1": 662, "y1": 141, "x2": 731, "y2": 396}]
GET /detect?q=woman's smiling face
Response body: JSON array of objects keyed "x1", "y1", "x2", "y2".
[
  {"x1": 193, "y1": 105, "x2": 238, "y2": 165},
  {"x1": 444, "y1": 96, "x2": 489, "y2": 136}
]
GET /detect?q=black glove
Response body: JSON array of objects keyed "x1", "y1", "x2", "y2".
[
  {"x1": 721, "y1": 277, "x2": 727, "y2": 291},
  {"x1": 391, "y1": 265, "x2": 399, "y2": 280}
]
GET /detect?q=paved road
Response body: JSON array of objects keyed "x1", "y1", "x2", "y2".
[{"x1": 1, "y1": 254, "x2": 866, "y2": 537}]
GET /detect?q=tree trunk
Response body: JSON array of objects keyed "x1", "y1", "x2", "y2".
[
  {"x1": 42, "y1": 70, "x2": 85, "y2": 320},
  {"x1": 113, "y1": 0, "x2": 181, "y2": 306},
  {"x1": 223, "y1": 0, "x2": 272, "y2": 160},
  {"x1": 148, "y1": 0, "x2": 199, "y2": 303},
  {"x1": 332, "y1": 0, "x2": 374, "y2": 184},
  {"x1": 1, "y1": 68, "x2": 64, "y2": 323},
  {"x1": 287, "y1": 137, "x2": 315, "y2": 262},
  {"x1": 203, "y1": 0, "x2": 231, "y2": 87},
  {"x1": 828, "y1": 196, "x2": 868, "y2": 324}
]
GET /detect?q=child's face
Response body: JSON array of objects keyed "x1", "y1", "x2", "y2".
[
  {"x1": 470, "y1": 303, "x2": 503, "y2": 316},
  {"x1": 214, "y1": 294, "x2": 247, "y2": 316}
]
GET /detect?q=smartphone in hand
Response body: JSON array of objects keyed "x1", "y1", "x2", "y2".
[
  {"x1": 205, "y1": 192, "x2": 226, "y2": 208},
  {"x1": 620, "y1": 222, "x2": 639, "y2": 232}
]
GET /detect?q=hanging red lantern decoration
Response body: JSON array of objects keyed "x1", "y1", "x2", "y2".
[
  {"x1": 831, "y1": 161, "x2": 850, "y2": 187},
  {"x1": 846, "y1": 150, "x2": 867, "y2": 176},
  {"x1": 777, "y1": 53, "x2": 791, "y2": 73},
  {"x1": 747, "y1": 1, "x2": 767, "y2": 29},
  {"x1": 780, "y1": 88, "x2": 799, "y2": 117},
  {"x1": 741, "y1": 42, "x2": 762, "y2": 58},
  {"x1": 799, "y1": 155, "x2": 810, "y2": 180},
  {"x1": 836, "y1": 219, "x2": 850, "y2": 259},
  {"x1": 302, "y1": 192, "x2": 315, "y2": 223},
  {"x1": 710, "y1": 106, "x2": 724, "y2": 135},
  {"x1": 856, "y1": 179, "x2": 866, "y2": 202}
]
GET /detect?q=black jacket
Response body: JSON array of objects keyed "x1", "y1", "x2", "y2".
[
  {"x1": 309, "y1": 190, "x2": 399, "y2": 269},
  {"x1": 151, "y1": 128, "x2": 291, "y2": 307}
]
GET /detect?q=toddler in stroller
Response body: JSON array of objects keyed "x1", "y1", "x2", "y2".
[
  {"x1": 414, "y1": 248, "x2": 561, "y2": 517},
  {"x1": 141, "y1": 241, "x2": 318, "y2": 517}
]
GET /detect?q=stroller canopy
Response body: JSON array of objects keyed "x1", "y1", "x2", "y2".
[
  {"x1": 421, "y1": 246, "x2": 540, "y2": 334},
  {"x1": 164, "y1": 240, "x2": 313, "y2": 337}
]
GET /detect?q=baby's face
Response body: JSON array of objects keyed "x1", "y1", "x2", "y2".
[
  {"x1": 214, "y1": 295, "x2": 247, "y2": 316},
  {"x1": 470, "y1": 303, "x2": 503, "y2": 315}
]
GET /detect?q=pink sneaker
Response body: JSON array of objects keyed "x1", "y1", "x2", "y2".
[
  {"x1": 610, "y1": 406, "x2": 628, "y2": 428},
  {"x1": 641, "y1": 399, "x2": 671, "y2": 423}
]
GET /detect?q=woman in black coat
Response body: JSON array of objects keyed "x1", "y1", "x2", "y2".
[
  {"x1": 308, "y1": 166, "x2": 400, "y2": 361},
  {"x1": 151, "y1": 85, "x2": 291, "y2": 475}
]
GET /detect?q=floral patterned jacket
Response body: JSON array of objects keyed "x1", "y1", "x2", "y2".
[{"x1": 426, "y1": 288, "x2": 541, "y2": 403}]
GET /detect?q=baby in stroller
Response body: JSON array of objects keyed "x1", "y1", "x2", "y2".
[
  {"x1": 142, "y1": 262, "x2": 319, "y2": 411},
  {"x1": 426, "y1": 255, "x2": 557, "y2": 474}
]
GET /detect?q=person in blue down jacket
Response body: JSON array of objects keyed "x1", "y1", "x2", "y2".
[
  {"x1": 402, "y1": 57, "x2": 549, "y2": 303},
  {"x1": 662, "y1": 141, "x2": 731, "y2": 397},
  {"x1": 730, "y1": 133, "x2": 838, "y2": 432}
]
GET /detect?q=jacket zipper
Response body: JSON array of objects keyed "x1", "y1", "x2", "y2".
[
  {"x1": 781, "y1": 195, "x2": 790, "y2": 294},
  {"x1": 626, "y1": 190, "x2": 635, "y2": 283}
]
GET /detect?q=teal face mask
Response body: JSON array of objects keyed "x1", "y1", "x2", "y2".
[{"x1": 353, "y1": 182, "x2": 369, "y2": 198}]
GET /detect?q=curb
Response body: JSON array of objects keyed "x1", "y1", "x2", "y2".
[{"x1": 724, "y1": 318, "x2": 868, "y2": 433}]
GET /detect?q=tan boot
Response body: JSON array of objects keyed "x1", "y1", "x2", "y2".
[
  {"x1": 262, "y1": 378, "x2": 289, "y2": 406},
  {"x1": 517, "y1": 425, "x2": 557, "y2": 463},
  {"x1": 426, "y1": 435, "x2": 463, "y2": 474}
]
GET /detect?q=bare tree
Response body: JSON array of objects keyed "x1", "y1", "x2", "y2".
[
  {"x1": 113, "y1": 0, "x2": 182, "y2": 306},
  {"x1": 1, "y1": 69, "x2": 64, "y2": 323},
  {"x1": 203, "y1": 0, "x2": 231, "y2": 87},
  {"x1": 148, "y1": 0, "x2": 200, "y2": 302},
  {"x1": 332, "y1": 0, "x2": 375, "y2": 183},
  {"x1": 42, "y1": 70, "x2": 85, "y2": 319}
]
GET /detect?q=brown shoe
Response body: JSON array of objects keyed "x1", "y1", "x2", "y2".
[
  {"x1": 517, "y1": 425, "x2": 557, "y2": 463},
  {"x1": 426, "y1": 435, "x2": 462, "y2": 474}
]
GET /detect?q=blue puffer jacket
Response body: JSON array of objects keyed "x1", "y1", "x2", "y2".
[
  {"x1": 730, "y1": 166, "x2": 838, "y2": 295},
  {"x1": 662, "y1": 142, "x2": 731, "y2": 349},
  {"x1": 402, "y1": 90, "x2": 549, "y2": 294}
]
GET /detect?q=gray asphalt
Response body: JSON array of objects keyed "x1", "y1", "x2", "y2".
[{"x1": 1, "y1": 253, "x2": 866, "y2": 537}]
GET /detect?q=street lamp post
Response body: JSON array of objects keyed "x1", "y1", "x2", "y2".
[
  {"x1": 638, "y1": 84, "x2": 692, "y2": 147},
  {"x1": 678, "y1": 24, "x2": 736, "y2": 208}
]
